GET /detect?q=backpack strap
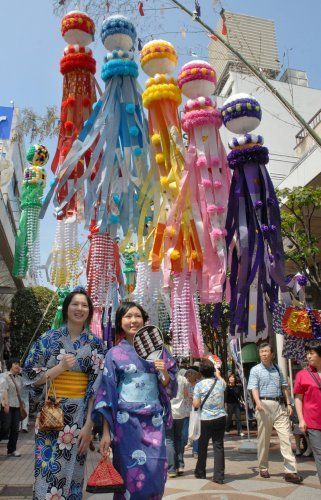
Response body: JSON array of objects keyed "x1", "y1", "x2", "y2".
[
  {"x1": 200, "y1": 379, "x2": 218, "y2": 410},
  {"x1": 305, "y1": 368, "x2": 321, "y2": 389}
]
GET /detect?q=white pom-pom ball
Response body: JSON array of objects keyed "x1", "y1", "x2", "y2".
[{"x1": 222, "y1": 93, "x2": 262, "y2": 134}]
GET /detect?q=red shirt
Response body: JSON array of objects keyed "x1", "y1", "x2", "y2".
[{"x1": 294, "y1": 367, "x2": 321, "y2": 430}]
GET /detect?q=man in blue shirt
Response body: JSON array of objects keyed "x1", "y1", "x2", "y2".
[{"x1": 248, "y1": 343, "x2": 303, "y2": 484}]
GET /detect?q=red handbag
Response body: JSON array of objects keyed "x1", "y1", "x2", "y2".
[{"x1": 86, "y1": 455, "x2": 125, "y2": 494}]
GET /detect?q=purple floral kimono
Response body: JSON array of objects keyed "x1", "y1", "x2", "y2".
[{"x1": 93, "y1": 339, "x2": 177, "y2": 499}]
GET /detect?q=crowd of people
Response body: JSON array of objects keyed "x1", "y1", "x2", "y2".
[{"x1": 0, "y1": 289, "x2": 320, "y2": 499}]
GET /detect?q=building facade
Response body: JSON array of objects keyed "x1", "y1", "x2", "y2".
[
  {"x1": 209, "y1": 11, "x2": 321, "y2": 186},
  {"x1": 0, "y1": 106, "x2": 27, "y2": 321}
]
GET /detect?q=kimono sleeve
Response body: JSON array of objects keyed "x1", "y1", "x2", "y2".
[
  {"x1": 162, "y1": 347, "x2": 178, "y2": 399},
  {"x1": 23, "y1": 333, "x2": 50, "y2": 403},
  {"x1": 85, "y1": 336, "x2": 106, "y2": 405},
  {"x1": 92, "y1": 349, "x2": 119, "y2": 436}
]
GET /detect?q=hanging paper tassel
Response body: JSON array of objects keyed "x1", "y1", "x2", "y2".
[
  {"x1": 87, "y1": 229, "x2": 123, "y2": 337},
  {"x1": 222, "y1": 93, "x2": 286, "y2": 339},
  {"x1": 50, "y1": 216, "x2": 81, "y2": 287},
  {"x1": 51, "y1": 286, "x2": 71, "y2": 329},
  {"x1": 13, "y1": 144, "x2": 48, "y2": 279},
  {"x1": 170, "y1": 272, "x2": 204, "y2": 358}
]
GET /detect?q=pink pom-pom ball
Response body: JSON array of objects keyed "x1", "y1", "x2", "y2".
[
  {"x1": 202, "y1": 179, "x2": 212, "y2": 188},
  {"x1": 178, "y1": 60, "x2": 216, "y2": 98},
  {"x1": 211, "y1": 228, "x2": 223, "y2": 239},
  {"x1": 196, "y1": 156, "x2": 207, "y2": 168},
  {"x1": 211, "y1": 157, "x2": 220, "y2": 167}
]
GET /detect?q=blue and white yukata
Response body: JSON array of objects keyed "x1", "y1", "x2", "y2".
[{"x1": 93, "y1": 339, "x2": 177, "y2": 499}]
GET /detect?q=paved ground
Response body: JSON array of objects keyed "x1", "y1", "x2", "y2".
[{"x1": 0, "y1": 422, "x2": 320, "y2": 499}]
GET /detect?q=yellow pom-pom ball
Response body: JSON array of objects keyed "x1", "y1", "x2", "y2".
[
  {"x1": 160, "y1": 176, "x2": 169, "y2": 187},
  {"x1": 156, "y1": 153, "x2": 165, "y2": 165},
  {"x1": 170, "y1": 249, "x2": 180, "y2": 261},
  {"x1": 151, "y1": 134, "x2": 161, "y2": 146}
]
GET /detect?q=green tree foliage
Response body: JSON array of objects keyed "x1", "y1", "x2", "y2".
[
  {"x1": 12, "y1": 106, "x2": 59, "y2": 144},
  {"x1": 199, "y1": 302, "x2": 230, "y2": 376},
  {"x1": 277, "y1": 186, "x2": 321, "y2": 300},
  {"x1": 9, "y1": 286, "x2": 58, "y2": 360}
]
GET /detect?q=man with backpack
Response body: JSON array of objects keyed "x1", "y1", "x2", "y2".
[{"x1": 248, "y1": 343, "x2": 303, "y2": 484}]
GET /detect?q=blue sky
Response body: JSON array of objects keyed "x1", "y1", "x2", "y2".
[{"x1": 2, "y1": 0, "x2": 321, "y2": 278}]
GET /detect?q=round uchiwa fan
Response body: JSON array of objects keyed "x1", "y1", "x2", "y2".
[
  {"x1": 86, "y1": 455, "x2": 125, "y2": 494},
  {"x1": 133, "y1": 325, "x2": 164, "y2": 361}
]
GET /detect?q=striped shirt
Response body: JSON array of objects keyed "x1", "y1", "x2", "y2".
[{"x1": 247, "y1": 363, "x2": 287, "y2": 398}]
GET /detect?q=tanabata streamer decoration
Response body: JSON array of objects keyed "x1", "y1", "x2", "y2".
[
  {"x1": 122, "y1": 243, "x2": 137, "y2": 296},
  {"x1": 140, "y1": 41, "x2": 204, "y2": 359},
  {"x1": 141, "y1": 40, "x2": 186, "y2": 273},
  {"x1": 13, "y1": 145, "x2": 48, "y2": 279},
  {"x1": 52, "y1": 10, "x2": 96, "y2": 219},
  {"x1": 222, "y1": 93, "x2": 286, "y2": 339},
  {"x1": 86, "y1": 228, "x2": 123, "y2": 337},
  {"x1": 272, "y1": 301, "x2": 321, "y2": 362},
  {"x1": 177, "y1": 60, "x2": 230, "y2": 304},
  {"x1": 47, "y1": 10, "x2": 96, "y2": 289},
  {"x1": 50, "y1": 14, "x2": 148, "y2": 237},
  {"x1": 281, "y1": 306, "x2": 314, "y2": 339}
]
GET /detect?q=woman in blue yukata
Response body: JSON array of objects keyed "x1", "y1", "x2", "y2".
[
  {"x1": 93, "y1": 301, "x2": 178, "y2": 499},
  {"x1": 24, "y1": 288, "x2": 105, "y2": 500}
]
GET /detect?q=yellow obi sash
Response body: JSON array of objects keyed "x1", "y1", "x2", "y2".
[{"x1": 49, "y1": 372, "x2": 89, "y2": 399}]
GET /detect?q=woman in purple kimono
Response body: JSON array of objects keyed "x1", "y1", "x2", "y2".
[{"x1": 93, "y1": 301, "x2": 177, "y2": 499}]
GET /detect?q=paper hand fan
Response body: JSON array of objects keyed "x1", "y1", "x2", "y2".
[
  {"x1": 207, "y1": 354, "x2": 222, "y2": 369},
  {"x1": 133, "y1": 325, "x2": 164, "y2": 361}
]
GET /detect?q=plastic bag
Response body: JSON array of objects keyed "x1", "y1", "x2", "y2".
[{"x1": 188, "y1": 408, "x2": 201, "y2": 440}]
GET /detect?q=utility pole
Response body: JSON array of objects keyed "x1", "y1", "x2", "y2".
[{"x1": 169, "y1": 0, "x2": 321, "y2": 149}]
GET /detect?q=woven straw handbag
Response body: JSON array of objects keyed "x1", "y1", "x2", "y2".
[
  {"x1": 86, "y1": 455, "x2": 125, "y2": 494},
  {"x1": 38, "y1": 378, "x2": 64, "y2": 432}
]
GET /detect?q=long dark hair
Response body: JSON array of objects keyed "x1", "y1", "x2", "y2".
[
  {"x1": 115, "y1": 301, "x2": 149, "y2": 336},
  {"x1": 62, "y1": 290, "x2": 94, "y2": 326}
]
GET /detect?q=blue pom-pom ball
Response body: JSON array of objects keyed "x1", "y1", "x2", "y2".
[
  {"x1": 129, "y1": 125, "x2": 139, "y2": 137},
  {"x1": 126, "y1": 103, "x2": 135, "y2": 114}
]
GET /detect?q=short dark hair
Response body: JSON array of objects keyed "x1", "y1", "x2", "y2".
[
  {"x1": 305, "y1": 341, "x2": 321, "y2": 357},
  {"x1": 258, "y1": 342, "x2": 274, "y2": 353},
  {"x1": 115, "y1": 301, "x2": 149, "y2": 335},
  {"x1": 62, "y1": 290, "x2": 94, "y2": 326},
  {"x1": 199, "y1": 360, "x2": 215, "y2": 378},
  {"x1": 7, "y1": 358, "x2": 20, "y2": 370}
]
